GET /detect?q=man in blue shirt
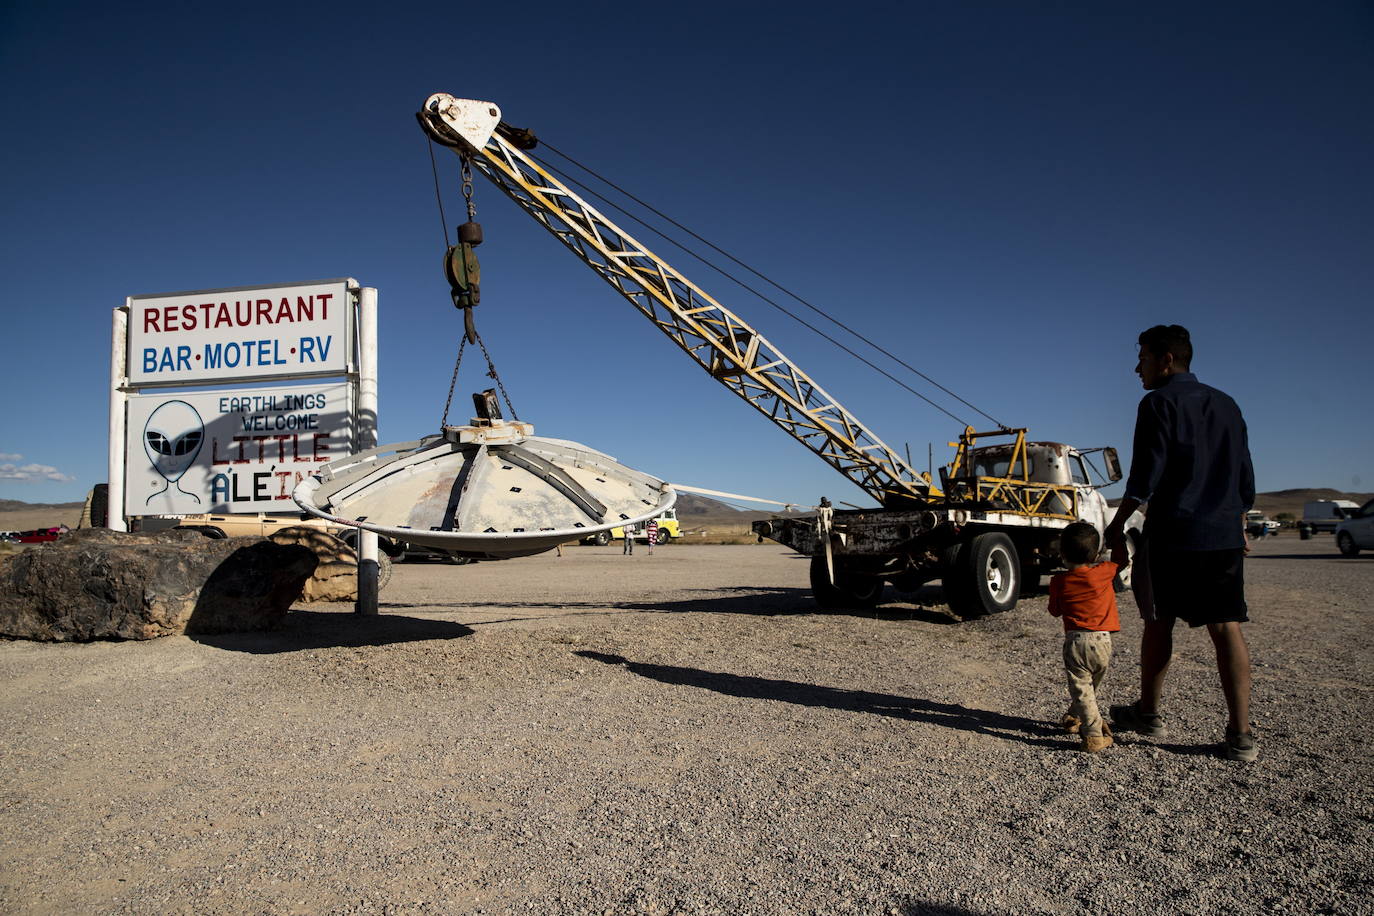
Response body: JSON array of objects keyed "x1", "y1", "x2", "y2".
[{"x1": 1104, "y1": 325, "x2": 1258, "y2": 762}]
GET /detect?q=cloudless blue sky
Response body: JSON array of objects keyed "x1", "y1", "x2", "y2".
[{"x1": 2, "y1": 1, "x2": 1370, "y2": 509}]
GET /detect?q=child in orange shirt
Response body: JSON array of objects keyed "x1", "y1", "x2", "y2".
[{"x1": 1048, "y1": 522, "x2": 1121, "y2": 753}]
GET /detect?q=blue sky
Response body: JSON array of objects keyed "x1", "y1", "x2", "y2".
[{"x1": 2, "y1": 2, "x2": 1370, "y2": 509}]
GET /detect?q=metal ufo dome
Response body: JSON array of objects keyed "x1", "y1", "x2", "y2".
[{"x1": 293, "y1": 419, "x2": 675, "y2": 559}]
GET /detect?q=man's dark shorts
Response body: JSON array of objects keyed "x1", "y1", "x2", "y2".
[{"x1": 1147, "y1": 544, "x2": 1249, "y2": 627}]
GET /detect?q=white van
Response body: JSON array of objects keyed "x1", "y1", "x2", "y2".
[{"x1": 1300, "y1": 500, "x2": 1359, "y2": 538}]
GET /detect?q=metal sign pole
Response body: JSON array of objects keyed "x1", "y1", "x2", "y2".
[
  {"x1": 355, "y1": 287, "x2": 380, "y2": 615},
  {"x1": 108, "y1": 306, "x2": 129, "y2": 531}
]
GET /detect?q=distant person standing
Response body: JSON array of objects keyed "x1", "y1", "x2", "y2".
[
  {"x1": 645, "y1": 517, "x2": 659, "y2": 556},
  {"x1": 622, "y1": 523, "x2": 636, "y2": 555},
  {"x1": 1104, "y1": 325, "x2": 1258, "y2": 762}
]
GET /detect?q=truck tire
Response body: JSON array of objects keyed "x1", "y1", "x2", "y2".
[
  {"x1": 809, "y1": 553, "x2": 884, "y2": 610},
  {"x1": 1299, "y1": 525, "x2": 1312, "y2": 540},
  {"x1": 191, "y1": 526, "x2": 226, "y2": 539},
  {"x1": 960, "y1": 533, "x2": 1021, "y2": 615},
  {"x1": 1337, "y1": 531, "x2": 1360, "y2": 557},
  {"x1": 940, "y1": 542, "x2": 974, "y2": 613},
  {"x1": 375, "y1": 551, "x2": 394, "y2": 591},
  {"x1": 656, "y1": 528, "x2": 671, "y2": 545},
  {"x1": 591, "y1": 530, "x2": 611, "y2": 547}
]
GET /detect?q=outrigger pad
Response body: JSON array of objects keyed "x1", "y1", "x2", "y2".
[{"x1": 293, "y1": 420, "x2": 674, "y2": 559}]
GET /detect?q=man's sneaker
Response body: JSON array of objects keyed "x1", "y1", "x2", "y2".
[
  {"x1": 1110, "y1": 702, "x2": 1167, "y2": 737},
  {"x1": 1080, "y1": 733, "x2": 1114, "y2": 753},
  {"x1": 1223, "y1": 727, "x2": 1258, "y2": 762}
]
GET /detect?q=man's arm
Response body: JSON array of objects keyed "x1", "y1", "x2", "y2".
[
  {"x1": 1239, "y1": 416, "x2": 1256, "y2": 512},
  {"x1": 1104, "y1": 497, "x2": 1141, "y2": 567}
]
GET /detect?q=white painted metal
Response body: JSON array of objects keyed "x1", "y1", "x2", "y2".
[
  {"x1": 108, "y1": 306, "x2": 129, "y2": 531},
  {"x1": 356, "y1": 287, "x2": 380, "y2": 615},
  {"x1": 294, "y1": 421, "x2": 676, "y2": 559},
  {"x1": 126, "y1": 279, "x2": 352, "y2": 387},
  {"x1": 123, "y1": 382, "x2": 353, "y2": 515},
  {"x1": 423, "y1": 95, "x2": 501, "y2": 150}
]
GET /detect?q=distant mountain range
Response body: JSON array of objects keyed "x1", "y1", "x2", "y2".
[{"x1": 0, "y1": 500, "x2": 85, "y2": 513}]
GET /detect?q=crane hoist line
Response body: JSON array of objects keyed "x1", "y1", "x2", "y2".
[{"x1": 414, "y1": 94, "x2": 1144, "y2": 616}]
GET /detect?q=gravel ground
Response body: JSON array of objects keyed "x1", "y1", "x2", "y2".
[{"x1": 0, "y1": 534, "x2": 1370, "y2": 915}]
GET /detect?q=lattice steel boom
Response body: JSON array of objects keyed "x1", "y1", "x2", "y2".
[{"x1": 419, "y1": 94, "x2": 931, "y2": 508}]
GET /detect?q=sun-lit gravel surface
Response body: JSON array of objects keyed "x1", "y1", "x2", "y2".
[{"x1": 1, "y1": 534, "x2": 1370, "y2": 915}]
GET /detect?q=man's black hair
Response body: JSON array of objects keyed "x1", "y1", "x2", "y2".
[
  {"x1": 1060, "y1": 521, "x2": 1101, "y2": 565},
  {"x1": 1138, "y1": 324, "x2": 1193, "y2": 369}
]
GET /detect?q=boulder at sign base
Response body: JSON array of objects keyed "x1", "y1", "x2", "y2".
[{"x1": 0, "y1": 528, "x2": 318, "y2": 641}]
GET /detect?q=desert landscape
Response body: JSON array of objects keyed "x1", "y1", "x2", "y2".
[{"x1": 0, "y1": 502, "x2": 1370, "y2": 914}]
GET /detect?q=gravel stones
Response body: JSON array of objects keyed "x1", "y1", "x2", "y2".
[{"x1": 0, "y1": 536, "x2": 1369, "y2": 913}]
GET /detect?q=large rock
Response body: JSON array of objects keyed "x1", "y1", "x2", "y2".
[
  {"x1": 268, "y1": 526, "x2": 390, "y2": 603},
  {"x1": 0, "y1": 528, "x2": 317, "y2": 641}
]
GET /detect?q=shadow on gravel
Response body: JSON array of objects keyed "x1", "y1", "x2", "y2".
[
  {"x1": 189, "y1": 610, "x2": 474, "y2": 654},
  {"x1": 899, "y1": 903, "x2": 985, "y2": 916},
  {"x1": 1247, "y1": 554, "x2": 1366, "y2": 561},
  {"x1": 577, "y1": 651, "x2": 1062, "y2": 748},
  {"x1": 417, "y1": 588, "x2": 960, "y2": 626}
]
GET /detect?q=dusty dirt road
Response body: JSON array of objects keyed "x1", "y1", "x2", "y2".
[{"x1": 1, "y1": 535, "x2": 1370, "y2": 915}]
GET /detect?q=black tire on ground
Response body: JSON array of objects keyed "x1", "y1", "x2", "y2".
[
  {"x1": 1299, "y1": 525, "x2": 1313, "y2": 540},
  {"x1": 940, "y1": 542, "x2": 974, "y2": 614},
  {"x1": 1337, "y1": 531, "x2": 1360, "y2": 557},
  {"x1": 592, "y1": 530, "x2": 611, "y2": 547},
  {"x1": 656, "y1": 528, "x2": 671, "y2": 545},
  {"x1": 961, "y1": 532, "x2": 1021, "y2": 615},
  {"x1": 195, "y1": 526, "x2": 226, "y2": 539},
  {"x1": 376, "y1": 552, "x2": 393, "y2": 591},
  {"x1": 809, "y1": 553, "x2": 885, "y2": 611}
]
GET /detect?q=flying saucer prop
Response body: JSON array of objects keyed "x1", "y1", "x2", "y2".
[{"x1": 293, "y1": 419, "x2": 675, "y2": 560}]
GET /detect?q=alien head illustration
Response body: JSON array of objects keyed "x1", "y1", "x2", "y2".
[{"x1": 144, "y1": 400, "x2": 204, "y2": 483}]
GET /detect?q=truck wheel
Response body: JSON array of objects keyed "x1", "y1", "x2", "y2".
[
  {"x1": 940, "y1": 542, "x2": 974, "y2": 614},
  {"x1": 809, "y1": 553, "x2": 884, "y2": 610},
  {"x1": 1299, "y1": 525, "x2": 1312, "y2": 540},
  {"x1": 192, "y1": 526, "x2": 226, "y2": 539},
  {"x1": 962, "y1": 533, "x2": 1020, "y2": 615},
  {"x1": 592, "y1": 530, "x2": 611, "y2": 547},
  {"x1": 656, "y1": 528, "x2": 671, "y2": 545},
  {"x1": 1337, "y1": 531, "x2": 1360, "y2": 557},
  {"x1": 376, "y1": 552, "x2": 394, "y2": 591}
]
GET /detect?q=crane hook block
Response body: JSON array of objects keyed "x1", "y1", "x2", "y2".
[
  {"x1": 458, "y1": 221, "x2": 483, "y2": 246},
  {"x1": 445, "y1": 242, "x2": 481, "y2": 309}
]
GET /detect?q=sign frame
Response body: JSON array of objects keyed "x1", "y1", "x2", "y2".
[{"x1": 126, "y1": 279, "x2": 354, "y2": 388}]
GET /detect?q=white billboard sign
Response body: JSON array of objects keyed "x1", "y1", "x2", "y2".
[
  {"x1": 124, "y1": 382, "x2": 354, "y2": 515},
  {"x1": 127, "y1": 279, "x2": 352, "y2": 386}
]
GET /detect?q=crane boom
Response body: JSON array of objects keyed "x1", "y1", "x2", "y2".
[{"x1": 419, "y1": 94, "x2": 931, "y2": 508}]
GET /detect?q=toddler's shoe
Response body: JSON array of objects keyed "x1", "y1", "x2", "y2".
[{"x1": 1079, "y1": 733, "x2": 1113, "y2": 753}]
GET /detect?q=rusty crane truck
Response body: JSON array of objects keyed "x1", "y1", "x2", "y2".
[{"x1": 417, "y1": 94, "x2": 1140, "y2": 616}]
